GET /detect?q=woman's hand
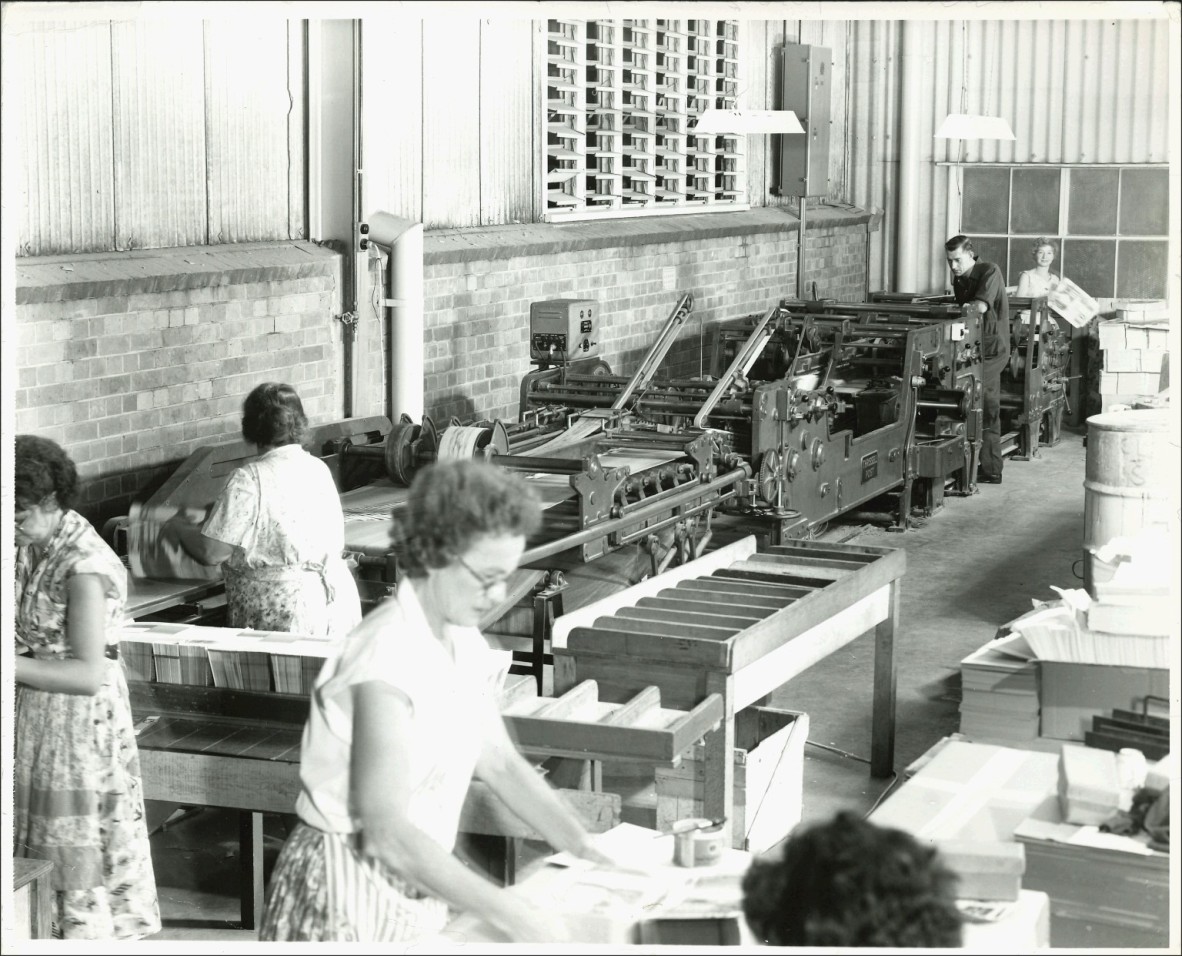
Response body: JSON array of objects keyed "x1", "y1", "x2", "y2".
[{"x1": 568, "y1": 836, "x2": 617, "y2": 868}]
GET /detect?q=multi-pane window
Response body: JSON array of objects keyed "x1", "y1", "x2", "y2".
[
  {"x1": 961, "y1": 166, "x2": 1169, "y2": 300},
  {"x1": 545, "y1": 18, "x2": 745, "y2": 221}
]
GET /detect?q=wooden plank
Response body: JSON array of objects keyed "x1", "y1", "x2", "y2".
[
  {"x1": 550, "y1": 536, "x2": 758, "y2": 649},
  {"x1": 239, "y1": 811, "x2": 265, "y2": 930},
  {"x1": 552, "y1": 650, "x2": 709, "y2": 712},
  {"x1": 507, "y1": 693, "x2": 723, "y2": 764},
  {"x1": 871, "y1": 578, "x2": 899, "y2": 778},
  {"x1": 766, "y1": 540, "x2": 896, "y2": 561},
  {"x1": 728, "y1": 548, "x2": 906, "y2": 670},
  {"x1": 530, "y1": 680, "x2": 600, "y2": 720},
  {"x1": 680, "y1": 577, "x2": 811, "y2": 600},
  {"x1": 663, "y1": 583, "x2": 799, "y2": 608},
  {"x1": 745, "y1": 551, "x2": 876, "y2": 571},
  {"x1": 637, "y1": 595, "x2": 779, "y2": 618},
  {"x1": 702, "y1": 671, "x2": 737, "y2": 847},
  {"x1": 715, "y1": 566, "x2": 837, "y2": 588},
  {"x1": 593, "y1": 617, "x2": 740, "y2": 641},
  {"x1": 128, "y1": 680, "x2": 310, "y2": 725},
  {"x1": 140, "y1": 749, "x2": 301, "y2": 813},
  {"x1": 731, "y1": 586, "x2": 891, "y2": 710},
  {"x1": 599, "y1": 686, "x2": 662, "y2": 726},
  {"x1": 566, "y1": 625, "x2": 731, "y2": 668},
  {"x1": 612, "y1": 606, "x2": 765, "y2": 630}
]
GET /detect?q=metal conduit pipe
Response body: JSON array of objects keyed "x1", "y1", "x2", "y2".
[
  {"x1": 365, "y1": 212, "x2": 425, "y2": 423},
  {"x1": 894, "y1": 21, "x2": 927, "y2": 293}
]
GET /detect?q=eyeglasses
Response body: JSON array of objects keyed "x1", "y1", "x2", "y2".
[
  {"x1": 14, "y1": 496, "x2": 53, "y2": 531},
  {"x1": 454, "y1": 553, "x2": 510, "y2": 596}
]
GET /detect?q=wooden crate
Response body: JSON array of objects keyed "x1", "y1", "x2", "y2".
[
  {"x1": 655, "y1": 706, "x2": 808, "y2": 853},
  {"x1": 12, "y1": 858, "x2": 54, "y2": 939}
]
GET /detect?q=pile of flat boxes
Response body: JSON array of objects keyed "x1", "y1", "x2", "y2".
[{"x1": 1096, "y1": 300, "x2": 1170, "y2": 412}]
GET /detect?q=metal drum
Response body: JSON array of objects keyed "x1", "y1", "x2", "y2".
[{"x1": 1083, "y1": 409, "x2": 1174, "y2": 583}]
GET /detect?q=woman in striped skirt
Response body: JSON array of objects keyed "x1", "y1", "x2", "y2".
[{"x1": 259, "y1": 460, "x2": 611, "y2": 943}]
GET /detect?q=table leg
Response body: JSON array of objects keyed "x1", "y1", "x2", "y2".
[
  {"x1": 871, "y1": 579, "x2": 899, "y2": 778},
  {"x1": 702, "y1": 672, "x2": 736, "y2": 846},
  {"x1": 238, "y1": 811, "x2": 265, "y2": 930}
]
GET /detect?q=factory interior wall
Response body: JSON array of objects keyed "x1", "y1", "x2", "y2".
[
  {"x1": 417, "y1": 210, "x2": 872, "y2": 426},
  {"x1": 11, "y1": 243, "x2": 346, "y2": 531},
  {"x1": 9, "y1": 209, "x2": 869, "y2": 529}
]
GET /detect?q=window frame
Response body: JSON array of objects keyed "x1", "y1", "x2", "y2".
[
  {"x1": 541, "y1": 17, "x2": 748, "y2": 224},
  {"x1": 957, "y1": 164, "x2": 1169, "y2": 300}
]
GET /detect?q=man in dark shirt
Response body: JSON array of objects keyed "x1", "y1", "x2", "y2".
[{"x1": 946, "y1": 235, "x2": 1010, "y2": 484}]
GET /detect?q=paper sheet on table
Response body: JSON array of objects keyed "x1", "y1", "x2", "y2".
[{"x1": 546, "y1": 822, "x2": 751, "y2": 878}]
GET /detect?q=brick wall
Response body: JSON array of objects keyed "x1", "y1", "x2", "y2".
[
  {"x1": 419, "y1": 211, "x2": 869, "y2": 424},
  {"x1": 13, "y1": 243, "x2": 345, "y2": 529}
]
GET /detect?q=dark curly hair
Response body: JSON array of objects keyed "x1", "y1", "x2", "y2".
[
  {"x1": 741, "y1": 811, "x2": 963, "y2": 948},
  {"x1": 14, "y1": 435, "x2": 80, "y2": 511},
  {"x1": 241, "y1": 382, "x2": 308, "y2": 448},
  {"x1": 394, "y1": 459, "x2": 542, "y2": 577}
]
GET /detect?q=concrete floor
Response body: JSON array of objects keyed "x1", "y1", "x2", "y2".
[{"x1": 147, "y1": 427, "x2": 1091, "y2": 942}]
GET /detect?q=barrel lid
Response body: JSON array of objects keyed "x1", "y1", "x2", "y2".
[{"x1": 1087, "y1": 408, "x2": 1172, "y2": 431}]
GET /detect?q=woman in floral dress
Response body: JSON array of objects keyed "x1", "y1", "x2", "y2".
[
  {"x1": 13, "y1": 435, "x2": 161, "y2": 940},
  {"x1": 165, "y1": 382, "x2": 361, "y2": 639}
]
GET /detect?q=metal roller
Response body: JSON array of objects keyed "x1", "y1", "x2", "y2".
[{"x1": 438, "y1": 425, "x2": 488, "y2": 461}]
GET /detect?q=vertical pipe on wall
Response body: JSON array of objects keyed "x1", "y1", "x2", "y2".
[
  {"x1": 366, "y1": 212, "x2": 424, "y2": 423},
  {"x1": 894, "y1": 21, "x2": 925, "y2": 294}
]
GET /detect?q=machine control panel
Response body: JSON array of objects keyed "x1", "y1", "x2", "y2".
[{"x1": 530, "y1": 299, "x2": 599, "y2": 362}]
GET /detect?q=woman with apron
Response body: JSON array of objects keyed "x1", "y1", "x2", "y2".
[{"x1": 166, "y1": 382, "x2": 361, "y2": 639}]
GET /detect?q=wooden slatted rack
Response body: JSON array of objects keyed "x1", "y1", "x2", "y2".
[{"x1": 551, "y1": 534, "x2": 905, "y2": 848}]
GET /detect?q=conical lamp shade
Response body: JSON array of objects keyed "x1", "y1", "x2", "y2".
[{"x1": 934, "y1": 114, "x2": 1015, "y2": 141}]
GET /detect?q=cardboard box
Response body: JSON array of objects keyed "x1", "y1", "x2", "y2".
[
  {"x1": 655, "y1": 707, "x2": 807, "y2": 853},
  {"x1": 1015, "y1": 803, "x2": 1169, "y2": 946},
  {"x1": 939, "y1": 841, "x2": 1025, "y2": 901},
  {"x1": 1098, "y1": 370, "x2": 1162, "y2": 395},
  {"x1": 1039, "y1": 663, "x2": 1169, "y2": 741},
  {"x1": 869, "y1": 740, "x2": 1060, "y2": 845},
  {"x1": 1058, "y1": 745, "x2": 1122, "y2": 825}
]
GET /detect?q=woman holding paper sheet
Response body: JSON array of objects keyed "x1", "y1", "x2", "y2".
[
  {"x1": 164, "y1": 382, "x2": 360, "y2": 639},
  {"x1": 13, "y1": 435, "x2": 161, "y2": 940},
  {"x1": 1015, "y1": 237, "x2": 1061, "y2": 299},
  {"x1": 258, "y1": 460, "x2": 610, "y2": 943}
]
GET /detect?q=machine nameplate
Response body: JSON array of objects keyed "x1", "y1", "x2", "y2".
[{"x1": 861, "y1": 450, "x2": 879, "y2": 483}]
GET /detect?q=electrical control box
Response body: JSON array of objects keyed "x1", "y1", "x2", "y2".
[
  {"x1": 530, "y1": 299, "x2": 599, "y2": 362},
  {"x1": 780, "y1": 43, "x2": 832, "y2": 199}
]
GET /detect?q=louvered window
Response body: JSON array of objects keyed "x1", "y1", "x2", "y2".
[{"x1": 545, "y1": 18, "x2": 745, "y2": 222}]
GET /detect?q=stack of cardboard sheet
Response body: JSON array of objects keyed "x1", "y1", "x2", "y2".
[
  {"x1": 958, "y1": 635, "x2": 1040, "y2": 747},
  {"x1": 119, "y1": 621, "x2": 334, "y2": 694},
  {"x1": 1096, "y1": 300, "x2": 1170, "y2": 412}
]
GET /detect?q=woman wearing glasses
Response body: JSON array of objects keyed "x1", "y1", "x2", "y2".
[
  {"x1": 13, "y1": 436, "x2": 161, "y2": 939},
  {"x1": 259, "y1": 459, "x2": 610, "y2": 943}
]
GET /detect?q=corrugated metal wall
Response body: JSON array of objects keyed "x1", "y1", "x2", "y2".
[
  {"x1": 15, "y1": 14, "x2": 1171, "y2": 271},
  {"x1": 11, "y1": 18, "x2": 304, "y2": 256},
  {"x1": 890, "y1": 18, "x2": 1173, "y2": 293}
]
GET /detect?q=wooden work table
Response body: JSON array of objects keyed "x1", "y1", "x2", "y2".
[
  {"x1": 128, "y1": 670, "x2": 722, "y2": 930},
  {"x1": 434, "y1": 822, "x2": 1050, "y2": 949}
]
